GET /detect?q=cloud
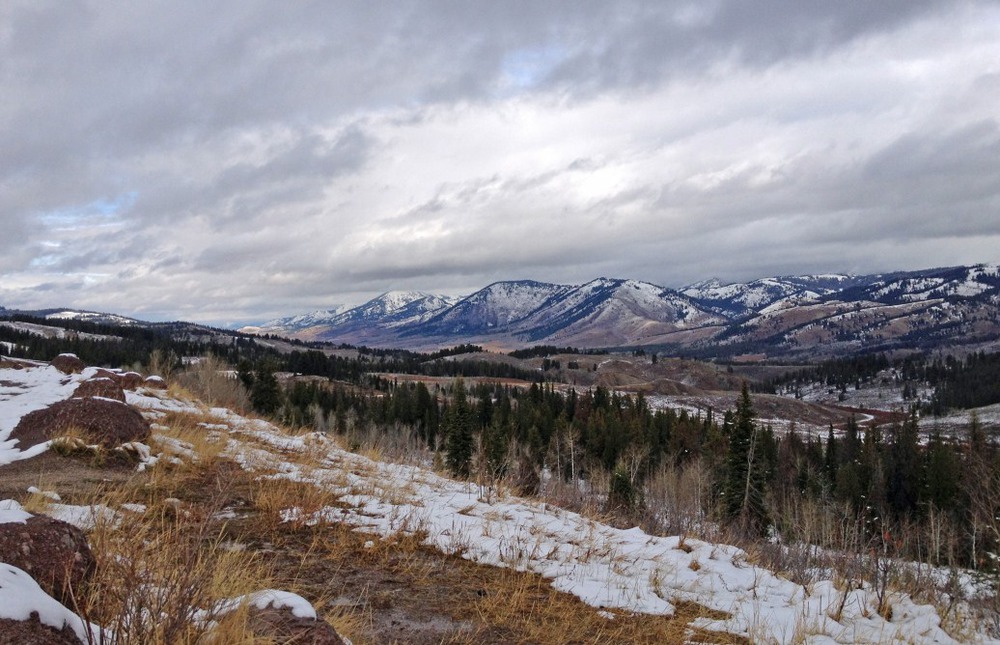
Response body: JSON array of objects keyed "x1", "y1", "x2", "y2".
[{"x1": 1, "y1": 1, "x2": 998, "y2": 323}]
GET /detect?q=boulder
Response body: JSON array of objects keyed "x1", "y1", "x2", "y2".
[
  {"x1": 143, "y1": 375, "x2": 168, "y2": 390},
  {"x1": 118, "y1": 372, "x2": 143, "y2": 390},
  {"x1": 0, "y1": 515, "x2": 96, "y2": 606},
  {"x1": 71, "y1": 378, "x2": 126, "y2": 403},
  {"x1": 246, "y1": 605, "x2": 347, "y2": 645},
  {"x1": 0, "y1": 562, "x2": 95, "y2": 644},
  {"x1": 50, "y1": 355, "x2": 85, "y2": 375},
  {"x1": 0, "y1": 615, "x2": 83, "y2": 645},
  {"x1": 11, "y1": 397, "x2": 150, "y2": 450},
  {"x1": 90, "y1": 368, "x2": 121, "y2": 383}
]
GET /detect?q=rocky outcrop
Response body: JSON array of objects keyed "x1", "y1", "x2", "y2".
[
  {"x1": 143, "y1": 375, "x2": 167, "y2": 390},
  {"x1": 246, "y1": 605, "x2": 347, "y2": 644},
  {"x1": 118, "y1": 372, "x2": 143, "y2": 390},
  {"x1": 0, "y1": 562, "x2": 94, "y2": 645},
  {"x1": 0, "y1": 515, "x2": 95, "y2": 606},
  {"x1": 11, "y1": 397, "x2": 150, "y2": 450},
  {"x1": 50, "y1": 354, "x2": 85, "y2": 375},
  {"x1": 0, "y1": 615, "x2": 83, "y2": 645},
  {"x1": 71, "y1": 378, "x2": 126, "y2": 403}
]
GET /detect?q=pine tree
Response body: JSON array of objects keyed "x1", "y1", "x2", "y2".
[
  {"x1": 723, "y1": 384, "x2": 769, "y2": 536},
  {"x1": 250, "y1": 364, "x2": 282, "y2": 416},
  {"x1": 885, "y1": 409, "x2": 921, "y2": 517},
  {"x1": 444, "y1": 379, "x2": 475, "y2": 478}
]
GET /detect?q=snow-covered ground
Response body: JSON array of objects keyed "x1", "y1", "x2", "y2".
[
  {"x1": 3, "y1": 359, "x2": 999, "y2": 643},
  {"x1": 132, "y1": 386, "x2": 997, "y2": 642},
  {"x1": 777, "y1": 369, "x2": 932, "y2": 411},
  {"x1": 0, "y1": 358, "x2": 91, "y2": 465},
  {"x1": 0, "y1": 320, "x2": 122, "y2": 342}
]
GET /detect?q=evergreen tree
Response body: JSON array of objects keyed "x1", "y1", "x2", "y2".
[
  {"x1": 885, "y1": 409, "x2": 921, "y2": 517},
  {"x1": 723, "y1": 384, "x2": 769, "y2": 536},
  {"x1": 607, "y1": 464, "x2": 640, "y2": 514},
  {"x1": 444, "y1": 379, "x2": 475, "y2": 478},
  {"x1": 923, "y1": 430, "x2": 961, "y2": 512},
  {"x1": 250, "y1": 364, "x2": 282, "y2": 416},
  {"x1": 481, "y1": 414, "x2": 510, "y2": 482}
]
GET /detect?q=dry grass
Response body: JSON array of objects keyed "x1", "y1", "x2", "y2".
[
  {"x1": 151, "y1": 409, "x2": 230, "y2": 467},
  {"x1": 48, "y1": 426, "x2": 141, "y2": 469},
  {"x1": 21, "y1": 486, "x2": 56, "y2": 514},
  {"x1": 78, "y1": 494, "x2": 273, "y2": 644},
  {"x1": 249, "y1": 475, "x2": 341, "y2": 531},
  {"x1": 9, "y1": 389, "x2": 757, "y2": 644},
  {"x1": 215, "y1": 472, "x2": 747, "y2": 645},
  {"x1": 171, "y1": 355, "x2": 250, "y2": 413}
]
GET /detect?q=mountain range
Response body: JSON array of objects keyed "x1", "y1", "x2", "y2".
[{"x1": 241, "y1": 264, "x2": 1000, "y2": 359}]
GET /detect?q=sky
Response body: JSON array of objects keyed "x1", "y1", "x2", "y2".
[{"x1": 2, "y1": 1, "x2": 999, "y2": 326}]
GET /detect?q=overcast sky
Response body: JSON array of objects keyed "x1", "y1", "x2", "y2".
[{"x1": 2, "y1": 1, "x2": 999, "y2": 325}]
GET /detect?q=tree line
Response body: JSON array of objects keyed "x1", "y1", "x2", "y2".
[{"x1": 270, "y1": 372, "x2": 1000, "y2": 572}]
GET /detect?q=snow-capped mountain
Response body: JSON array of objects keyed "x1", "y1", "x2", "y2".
[
  {"x1": 681, "y1": 274, "x2": 866, "y2": 318},
  {"x1": 250, "y1": 305, "x2": 351, "y2": 334},
  {"x1": 330, "y1": 291, "x2": 460, "y2": 328},
  {"x1": 242, "y1": 264, "x2": 1000, "y2": 356},
  {"x1": 245, "y1": 291, "x2": 459, "y2": 339},
  {"x1": 43, "y1": 310, "x2": 141, "y2": 326},
  {"x1": 404, "y1": 281, "x2": 572, "y2": 337},
  {"x1": 830, "y1": 264, "x2": 1000, "y2": 305},
  {"x1": 516, "y1": 278, "x2": 724, "y2": 345},
  {"x1": 0, "y1": 308, "x2": 142, "y2": 327}
]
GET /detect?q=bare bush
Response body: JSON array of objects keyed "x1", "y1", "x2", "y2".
[{"x1": 174, "y1": 355, "x2": 250, "y2": 413}]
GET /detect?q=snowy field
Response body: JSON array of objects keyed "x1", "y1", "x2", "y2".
[{"x1": 2, "y1": 359, "x2": 999, "y2": 643}]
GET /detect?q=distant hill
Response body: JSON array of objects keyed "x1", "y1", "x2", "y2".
[{"x1": 240, "y1": 264, "x2": 1000, "y2": 358}]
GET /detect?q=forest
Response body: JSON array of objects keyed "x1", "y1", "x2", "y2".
[{"x1": 266, "y1": 372, "x2": 1000, "y2": 574}]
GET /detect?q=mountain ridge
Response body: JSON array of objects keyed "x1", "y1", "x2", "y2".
[{"x1": 240, "y1": 263, "x2": 1000, "y2": 357}]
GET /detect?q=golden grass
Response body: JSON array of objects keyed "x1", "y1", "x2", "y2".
[
  {"x1": 13, "y1": 389, "x2": 759, "y2": 644},
  {"x1": 249, "y1": 475, "x2": 340, "y2": 531},
  {"x1": 152, "y1": 409, "x2": 230, "y2": 465},
  {"x1": 21, "y1": 487, "x2": 55, "y2": 514},
  {"x1": 48, "y1": 426, "x2": 141, "y2": 469}
]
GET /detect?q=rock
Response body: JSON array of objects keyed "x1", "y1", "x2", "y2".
[
  {"x1": 71, "y1": 378, "x2": 126, "y2": 403},
  {"x1": 246, "y1": 605, "x2": 347, "y2": 645},
  {"x1": 11, "y1": 397, "x2": 151, "y2": 450},
  {"x1": 143, "y1": 375, "x2": 168, "y2": 390},
  {"x1": 118, "y1": 372, "x2": 143, "y2": 390},
  {"x1": 0, "y1": 615, "x2": 83, "y2": 645},
  {"x1": 0, "y1": 515, "x2": 96, "y2": 606},
  {"x1": 50, "y1": 355, "x2": 85, "y2": 375},
  {"x1": 90, "y1": 368, "x2": 121, "y2": 383},
  {"x1": 0, "y1": 562, "x2": 96, "y2": 644}
]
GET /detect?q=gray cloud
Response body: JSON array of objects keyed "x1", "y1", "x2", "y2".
[{"x1": 1, "y1": 1, "x2": 998, "y2": 323}]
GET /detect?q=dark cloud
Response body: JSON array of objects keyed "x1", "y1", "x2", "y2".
[{"x1": 0, "y1": 1, "x2": 997, "y2": 323}]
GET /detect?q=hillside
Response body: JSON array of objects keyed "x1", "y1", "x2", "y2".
[
  {"x1": 241, "y1": 264, "x2": 1000, "y2": 358},
  {"x1": 2, "y1": 355, "x2": 999, "y2": 643}
]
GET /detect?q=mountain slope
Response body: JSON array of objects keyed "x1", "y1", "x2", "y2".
[
  {"x1": 403, "y1": 281, "x2": 571, "y2": 337},
  {"x1": 681, "y1": 274, "x2": 867, "y2": 318},
  {"x1": 517, "y1": 278, "x2": 724, "y2": 345},
  {"x1": 230, "y1": 264, "x2": 1000, "y2": 355}
]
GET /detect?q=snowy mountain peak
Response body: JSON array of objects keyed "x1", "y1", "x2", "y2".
[{"x1": 242, "y1": 264, "x2": 1000, "y2": 353}]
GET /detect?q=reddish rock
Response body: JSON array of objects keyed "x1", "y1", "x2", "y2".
[
  {"x1": 90, "y1": 368, "x2": 121, "y2": 383},
  {"x1": 11, "y1": 397, "x2": 150, "y2": 450},
  {"x1": 143, "y1": 375, "x2": 168, "y2": 390},
  {"x1": 50, "y1": 354, "x2": 85, "y2": 375},
  {"x1": 0, "y1": 515, "x2": 96, "y2": 606},
  {"x1": 71, "y1": 378, "x2": 126, "y2": 403},
  {"x1": 118, "y1": 372, "x2": 143, "y2": 390},
  {"x1": 0, "y1": 616, "x2": 82, "y2": 645},
  {"x1": 246, "y1": 605, "x2": 347, "y2": 645}
]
